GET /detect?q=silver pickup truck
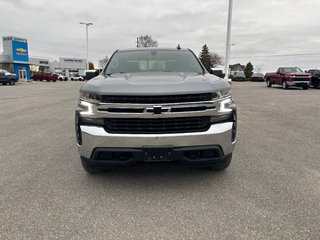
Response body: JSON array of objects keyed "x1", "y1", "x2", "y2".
[{"x1": 75, "y1": 48, "x2": 237, "y2": 173}]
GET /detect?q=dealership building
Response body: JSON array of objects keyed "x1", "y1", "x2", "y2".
[{"x1": 0, "y1": 36, "x2": 87, "y2": 80}]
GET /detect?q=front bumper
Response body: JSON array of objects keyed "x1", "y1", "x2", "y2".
[
  {"x1": 77, "y1": 122, "x2": 236, "y2": 166},
  {"x1": 287, "y1": 80, "x2": 310, "y2": 87}
]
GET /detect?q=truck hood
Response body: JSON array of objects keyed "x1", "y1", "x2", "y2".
[{"x1": 81, "y1": 72, "x2": 231, "y2": 95}]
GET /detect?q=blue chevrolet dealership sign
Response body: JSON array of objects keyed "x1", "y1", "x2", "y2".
[
  {"x1": 11, "y1": 39, "x2": 30, "y2": 79},
  {"x1": 12, "y1": 40, "x2": 29, "y2": 62}
]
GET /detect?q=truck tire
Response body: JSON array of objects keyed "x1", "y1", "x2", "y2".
[
  {"x1": 266, "y1": 79, "x2": 272, "y2": 87},
  {"x1": 282, "y1": 81, "x2": 288, "y2": 89},
  {"x1": 302, "y1": 86, "x2": 309, "y2": 90},
  {"x1": 10, "y1": 80, "x2": 15, "y2": 85},
  {"x1": 207, "y1": 154, "x2": 232, "y2": 171},
  {"x1": 81, "y1": 157, "x2": 103, "y2": 174}
]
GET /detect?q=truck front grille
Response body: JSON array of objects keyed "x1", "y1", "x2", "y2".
[
  {"x1": 101, "y1": 93, "x2": 214, "y2": 104},
  {"x1": 294, "y1": 77, "x2": 309, "y2": 81},
  {"x1": 104, "y1": 116, "x2": 211, "y2": 134}
]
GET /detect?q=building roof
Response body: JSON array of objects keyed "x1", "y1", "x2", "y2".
[{"x1": 2, "y1": 36, "x2": 27, "y2": 42}]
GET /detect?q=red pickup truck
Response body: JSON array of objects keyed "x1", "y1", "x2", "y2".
[
  {"x1": 32, "y1": 73, "x2": 58, "y2": 82},
  {"x1": 265, "y1": 67, "x2": 311, "y2": 89}
]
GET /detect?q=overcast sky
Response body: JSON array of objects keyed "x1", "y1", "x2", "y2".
[{"x1": 1, "y1": 0, "x2": 320, "y2": 72}]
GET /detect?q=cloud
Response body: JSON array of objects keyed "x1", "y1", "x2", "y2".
[{"x1": 0, "y1": 0, "x2": 319, "y2": 71}]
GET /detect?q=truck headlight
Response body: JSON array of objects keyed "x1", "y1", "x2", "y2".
[
  {"x1": 219, "y1": 97, "x2": 235, "y2": 113},
  {"x1": 78, "y1": 101, "x2": 95, "y2": 115},
  {"x1": 215, "y1": 90, "x2": 230, "y2": 98},
  {"x1": 80, "y1": 91, "x2": 101, "y2": 102}
]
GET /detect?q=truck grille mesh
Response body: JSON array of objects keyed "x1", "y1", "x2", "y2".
[
  {"x1": 294, "y1": 77, "x2": 310, "y2": 81},
  {"x1": 101, "y1": 93, "x2": 213, "y2": 104},
  {"x1": 104, "y1": 116, "x2": 211, "y2": 134}
]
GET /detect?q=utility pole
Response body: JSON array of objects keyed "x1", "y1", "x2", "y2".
[
  {"x1": 80, "y1": 22, "x2": 93, "y2": 70},
  {"x1": 136, "y1": 37, "x2": 139, "y2": 48},
  {"x1": 224, "y1": 0, "x2": 233, "y2": 81}
]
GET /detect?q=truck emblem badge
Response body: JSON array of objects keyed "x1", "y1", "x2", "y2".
[{"x1": 153, "y1": 106, "x2": 162, "y2": 114}]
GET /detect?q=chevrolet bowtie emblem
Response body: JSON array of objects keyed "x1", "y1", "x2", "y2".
[
  {"x1": 146, "y1": 106, "x2": 170, "y2": 114},
  {"x1": 153, "y1": 106, "x2": 162, "y2": 114},
  {"x1": 16, "y1": 48, "x2": 27, "y2": 53}
]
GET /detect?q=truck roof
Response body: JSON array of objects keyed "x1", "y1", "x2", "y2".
[{"x1": 117, "y1": 47, "x2": 190, "y2": 52}]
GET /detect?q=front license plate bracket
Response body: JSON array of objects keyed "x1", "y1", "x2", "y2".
[{"x1": 143, "y1": 147, "x2": 173, "y2": 162}]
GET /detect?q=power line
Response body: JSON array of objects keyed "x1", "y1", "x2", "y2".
[{"x1": 232, "y1": 52, "x2": 320, "y2": 59}]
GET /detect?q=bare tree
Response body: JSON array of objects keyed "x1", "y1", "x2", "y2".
[
  {"x1": 254, "y1": 64, "x2": 264, "y2": 73},
  {"x1": 98, "y1": 55, "x2": 109, "y2": 69},
  {"x1": 137, "y1": 35, "x2": 158, "y2": 47},
  {"x1": 209, "y1": 52, "x2": 223, "y2": 68}
]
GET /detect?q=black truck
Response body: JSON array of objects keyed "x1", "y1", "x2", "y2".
[
  {"x1": 307, "y1": 69, "x2": 320, "y2": 88},
  {"x1": 0, "y1": 69, "x2": 18, "y2": 85}
]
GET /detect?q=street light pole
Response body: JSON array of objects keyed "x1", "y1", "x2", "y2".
[
  {"x1": 224, "y1": 0, "x2": 233, "y2": 81},
  {"x1": 80, "y1": 22, "x2": 93, "y2": 70}
]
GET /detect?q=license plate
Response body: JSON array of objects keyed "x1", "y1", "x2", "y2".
[{"x1": 143, "y1": 147, "x2": 173, "y2": 162}]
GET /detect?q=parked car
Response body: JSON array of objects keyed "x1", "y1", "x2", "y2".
[
  {"x1": 209, "y1": 67, "x2": 225, "y2": 78},
  {"x1": 53, "y1": 74, "x2": 68, "y2": 81},
  {"x1": 75, "y1": 47, "x2": 237, "y2": 173},
  {"x1": 306, "y1": 69, "x2": 320, "y2": 88},
  {"x1": 233, "y1": 72, "x2": 246, "y2": 81},
  {"x1": 265, "y1": 67, "x2": 311, "y2": 89},
  {"x1": 32, "y1": 73, "x2": 57, "y2": 82},
  {"x1": 0, "y1": 69, "x2": 18, "y2": 85},
  {"x1": 250, "y1": 73, "x2": 264, "y2": 82},
  {"x1": 70, "y1": 75, "x2": 84, "y2": 81}
]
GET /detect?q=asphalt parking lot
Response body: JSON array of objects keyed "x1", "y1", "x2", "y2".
[{"x1": 0, "y1": 81, "x2": 319, "y2": 240}]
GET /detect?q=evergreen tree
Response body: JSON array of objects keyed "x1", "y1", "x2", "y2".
[
  {"x1": 244, "y1": 62, "x2": 254, "y2": 78},
  {"x1": 199, "y1": 44, "x2": 212, "y2": 72}
]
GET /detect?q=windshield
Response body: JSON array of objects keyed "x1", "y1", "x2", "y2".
[
  {"x1": 105, "y1": 50, "x2": 203, "y2": 75},
  {"x1": 308, "y1": 70, "x2": 320, "y2": 75},
  {"x1": 235, "y1": 72, "x2": 245, "y2": 76},
  {"x1": 0, "y1": 69, "x2": 10, "y2": 74},
  {"x1": 282, "y1": 67, "x2": 303, "y2": 73}
]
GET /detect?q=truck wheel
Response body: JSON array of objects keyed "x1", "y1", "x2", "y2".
[
  {"x1": 282, "y1": 81, "x2": 288, "y2": 89},
  {"x1": 81, "y1": 157, "x2": 103, "y2": 174},
  {"x1": 207, "y1": 154, "x2": 232, "y2": 171},
  {"x1": 3, "y1": 82, "x2": 7, "y2": 85},
  {"x1": 302, "y1": 86, "x2": 309, "y2": 90},
  {"x1": 266, "y1": 79, "x2": 272, "y2": 87},
  {"x1": 10, "y1": 80, "x2": 15, "y2": 85}
]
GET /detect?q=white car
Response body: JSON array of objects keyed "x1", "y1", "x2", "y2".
[
  {"x1": 70, "y1": 75, "x2": 84, "y2": 81},
  {"x1": 53, "y1": 74, "x2": 68, "y2": 81}
]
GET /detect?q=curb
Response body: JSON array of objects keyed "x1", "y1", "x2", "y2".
[{"x1": 16, "y1": 80, "x2": 37, "y2": 85}]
